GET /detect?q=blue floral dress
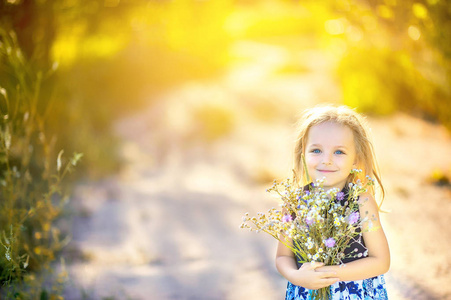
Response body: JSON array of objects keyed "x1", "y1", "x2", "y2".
[{"x1": 285, "y1": 275, "x2": 388, "y2": 300}]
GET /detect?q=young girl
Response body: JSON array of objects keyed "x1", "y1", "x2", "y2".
[{"x1": 275, "y1": 105, "x2": 390, "y2": 299}]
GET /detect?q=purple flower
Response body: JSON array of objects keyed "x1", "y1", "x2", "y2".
[
  {"x1": 305, "y1": 217, "x2": 314, "y2": 225},
  {"x1": 282, "y1": 214, "x2": 292, "y2": 223},
  {"x1": 324, "y1": 238, "x2": 336, "y2": 248},
  {"x1": 348, "y1": 212, "x2": 360, "y2": 225},
  {"x1": 336, "y1": 192, "x2": 344, "y2": 201}
]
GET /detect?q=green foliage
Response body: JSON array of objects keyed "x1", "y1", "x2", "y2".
[
  {"x1": 227, "y1": 1, "x2": 324, "y2": 40},
  {"x1": 339, "y1": 48, "x2": 427, "y2": 116},
  {"x1": 0, "y1": 29, "x2": 80, "y2": 297},
  {"x1": 332, "y1": 0, "x2": 451, "y2": 128}
]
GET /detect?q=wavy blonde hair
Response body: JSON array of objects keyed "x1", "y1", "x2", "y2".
[{"x1": 293, "y1": 105, "x2": 385, "y2": 205}]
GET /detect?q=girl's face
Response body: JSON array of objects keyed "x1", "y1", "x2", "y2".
[{"x1": 304, "y1": 121, "x2": 357, "y2": 190}]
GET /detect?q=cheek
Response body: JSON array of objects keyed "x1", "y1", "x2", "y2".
[
  {"x1": 344, "y1": 156, "x2": 357, "y2": 168},
  {"x1": 305, "y1": 155, "x2": 319, "y2": 168},
  {"x1": 333, "y1": 156, "x2": 353, "y2": 169},
  {"x1": 347, "y1": 152, "x2": 358, "y2": 165},
  {"x1": 336, "y1": 155, "x2": 350, "y2": 162}
]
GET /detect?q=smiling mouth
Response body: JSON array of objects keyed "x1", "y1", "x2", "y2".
[{"x1": 317, "y1": 170, "x2": 336, "y2": 173}]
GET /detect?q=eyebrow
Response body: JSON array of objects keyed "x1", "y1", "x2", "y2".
[{"x1": 308, "y1": 144, "x2": 349, "y2": 149}]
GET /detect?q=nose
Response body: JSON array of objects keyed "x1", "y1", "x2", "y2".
[{"x1": 322, "y1": 154, "x2": 333, "y2": 166}]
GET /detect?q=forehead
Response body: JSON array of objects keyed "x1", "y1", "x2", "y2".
[{"x1": 307, "y1": 121, "x2": 355, "y2": 147}]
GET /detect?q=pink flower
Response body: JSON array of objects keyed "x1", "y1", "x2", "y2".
[
  {"x1": 324, "y1": 238, "x2": 336, "y2": 248},
  {"x1": 305, "y1": 217, "x2": 314, "y2": 225},
  {"x1": 336, "y1": 192, "x2": 344, "y2": 201},
  {"x1": 282, "y1": 214, "x2": 292, "y2": 223},
  {"x1": 348, "y1": 212, "x2": 360, "y2": 225}
]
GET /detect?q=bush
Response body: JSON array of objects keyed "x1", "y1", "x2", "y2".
[
  {"x1": 333, "y1": 0, "x2": 451, "y2": 128},
  {"x1": 0, "y1": 29, "x2": 81, "y2": 298}
]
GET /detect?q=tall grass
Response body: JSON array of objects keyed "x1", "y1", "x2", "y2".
[{"x1": 0, "y1": 29, "x2": 81, "y2": 298}]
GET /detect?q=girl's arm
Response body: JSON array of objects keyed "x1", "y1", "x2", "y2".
[
  {"x1": 275, "y1": 238, "x2": 340, "y2": 289},
  {"x1": 316, "y1": 192, "x2": 390, "y2": 281}
]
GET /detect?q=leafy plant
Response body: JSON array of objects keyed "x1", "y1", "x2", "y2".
[{"x1": 0, "y1": 29, "x2": 81, "y2": 298}]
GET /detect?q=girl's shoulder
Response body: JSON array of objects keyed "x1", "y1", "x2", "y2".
[
  {"x1": 357, "y1": 191, "x2": 381, "y2": 215},
  {"x1": 358, "y1": 191, "x2": 376, "y2": 205}
]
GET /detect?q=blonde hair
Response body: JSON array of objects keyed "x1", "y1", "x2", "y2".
[{"x1": 293, "y1": 105, "x2": 385, "y2": 204}]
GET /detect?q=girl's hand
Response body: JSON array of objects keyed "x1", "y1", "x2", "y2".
[{"x1": 289, "y1": 262, "x2": 340, "y2": 290}]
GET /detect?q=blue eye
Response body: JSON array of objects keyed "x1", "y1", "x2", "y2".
[
  {"x1": 335, "y1": 150, "x2": 345, "y2": 155},
  {"x1": 311, "y1": 149, "x2": 321, "y2": 154}
]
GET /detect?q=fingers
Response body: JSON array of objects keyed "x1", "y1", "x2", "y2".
[
  {"x1": 309, "y1": 261, "x2": 324, "y2": 269},
  {"x1": 321, "y1": 277, "x2": 340, "y2": 286},
  {"x1": 292, "y1": 263, "x2": 340, "y2": 289},
  {"x1": 309, "y1": 277, "x2": 340, "y2": 290}
]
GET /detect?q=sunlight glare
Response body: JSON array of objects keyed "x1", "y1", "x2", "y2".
[
  {"x1": 412, "y1": 3, "x2": 428, "y2": 19},
  {"x1": 325, "y1": 18, "x2": 347, "y2": 35},
  {"x1": 408, "y1": 25, "x2": 421, "y2": 40}
]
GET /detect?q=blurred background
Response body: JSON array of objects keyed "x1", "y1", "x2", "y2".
[{"x1": 0, "y1": 0, "x2": 450, "y2": 299}]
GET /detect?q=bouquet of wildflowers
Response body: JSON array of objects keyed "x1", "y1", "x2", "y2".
[{"x1": 240, "y1": 169, "x2": 376, "y2": 300}]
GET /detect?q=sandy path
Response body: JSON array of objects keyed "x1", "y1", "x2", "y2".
[{"x1": 62, "y1": 41, "x2": 451, "y2": 299}]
